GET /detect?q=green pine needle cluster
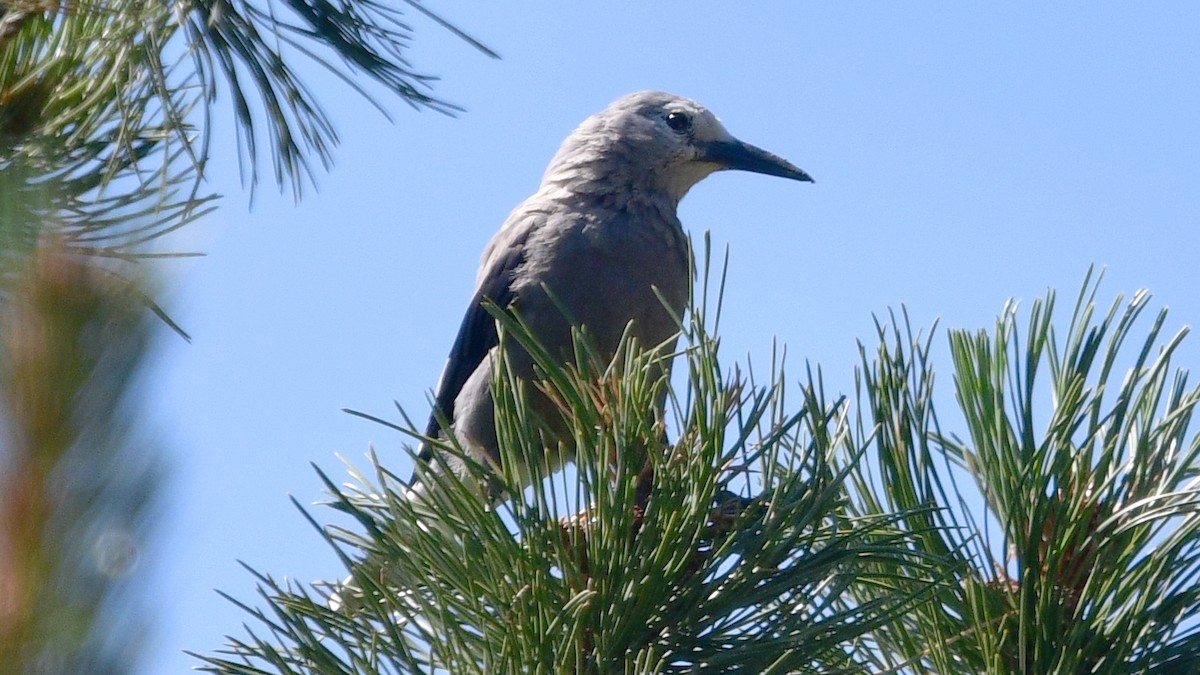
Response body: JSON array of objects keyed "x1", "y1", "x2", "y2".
[
  {"x1": 196, "y1": 262, "x2": 1200, "y2": 674},
  {"x1": 846, "y1": 270, "x2": 1200, "y2": 673},
  {"x1": 1, "y1": 0, "x2": 494, "y2": 274}
]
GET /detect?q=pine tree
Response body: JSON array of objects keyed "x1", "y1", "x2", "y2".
[
  {"x1": 845, "y1": 272, "x2": 1200, "y2": 673},
  {"x1": 195, "y1": 263, "x2": 1200, "y2": 674}
]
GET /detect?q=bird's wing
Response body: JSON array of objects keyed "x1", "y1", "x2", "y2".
[{"x1": 417, "y1": 221, "x2": 532, "y2": 464}]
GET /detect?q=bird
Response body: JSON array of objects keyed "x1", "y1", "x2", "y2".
[{"x1": 411, "y1": 90, "x2": 812, "y2": 499}]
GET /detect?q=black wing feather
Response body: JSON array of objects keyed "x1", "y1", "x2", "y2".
[{"x1": 417, "y1": 243, "x2": 527, "y2": 463}]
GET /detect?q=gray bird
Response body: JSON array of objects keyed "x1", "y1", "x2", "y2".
[{"x1": 413, "y1": 90, "x2": 812, "y2": 496}]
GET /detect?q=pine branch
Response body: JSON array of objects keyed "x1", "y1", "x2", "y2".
[
  {"x1": 845, "y1": 270, "x2": 1200, "y2": 674},
  {"x1": 195, "y1": 266, "x2": 932, "y2": 674},
  {"x1": 176, "y1": 0, "x2": 496, "y2": 198},
  {"x1": 1, "y1": 0, "x2": 495, "y2": 271}
]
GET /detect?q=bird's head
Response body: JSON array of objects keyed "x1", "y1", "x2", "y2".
[{"x1": 542, "y1": 91, "x2": 813, "y2": 204}]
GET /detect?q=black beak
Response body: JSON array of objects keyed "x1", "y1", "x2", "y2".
[{"x1": 703, "y1": 139, "x2": 814, "y2": 183}]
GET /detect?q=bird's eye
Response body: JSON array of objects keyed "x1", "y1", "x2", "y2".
[{"x1": 665, "y1": 111, "x2": 692, "y2": 133}]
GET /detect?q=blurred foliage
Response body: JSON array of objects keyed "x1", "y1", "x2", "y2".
[
  {"x1": 1, "y1": 0, "x2": 494, "y2": 671},
  {"x1": 0, "y1": 237, "x2": 163, "y2": 674}
]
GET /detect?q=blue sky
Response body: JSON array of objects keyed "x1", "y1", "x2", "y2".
[{"x1": 142, "y1": 5, "x2": 1199, "y2": 671}]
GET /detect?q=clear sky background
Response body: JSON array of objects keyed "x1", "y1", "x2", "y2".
[{"x1": 141, "y1": 4, "x2": 1199, "y2": 672}]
